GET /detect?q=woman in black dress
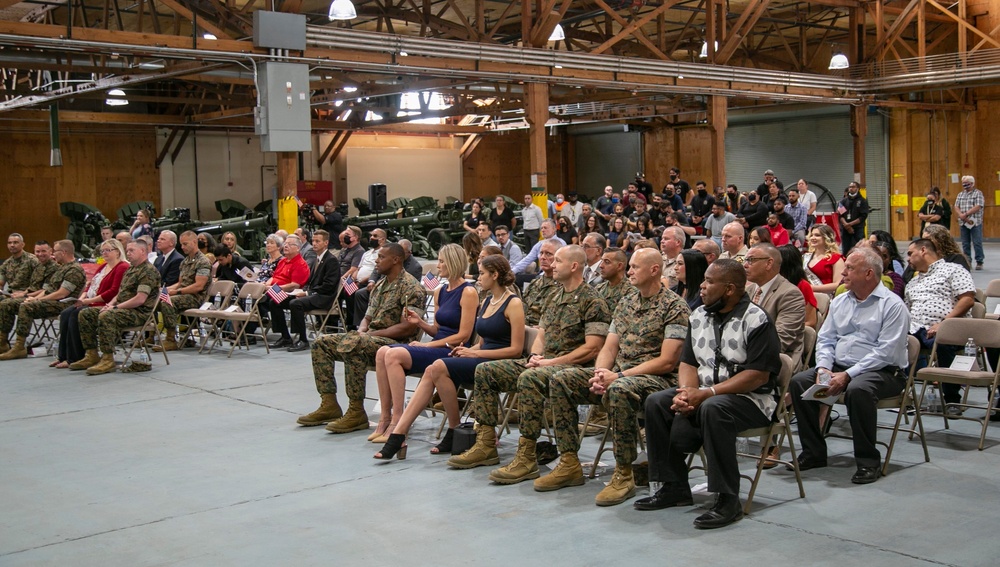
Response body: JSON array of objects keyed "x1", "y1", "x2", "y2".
[{"x1": 375, "y1": 255, "x2": 525, "y2": 460}]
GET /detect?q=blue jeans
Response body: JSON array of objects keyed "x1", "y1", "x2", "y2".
[{"x1": 960, "y1": 223, "x2": 984, "y2": 265}]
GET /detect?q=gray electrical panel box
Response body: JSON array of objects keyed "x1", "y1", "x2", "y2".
[
  {"x1": 256, "y1": 61, "x2": 311, "y2": 152},
  {"x1": 253, "y1": 11, "x2": 306, "y2": 52}
]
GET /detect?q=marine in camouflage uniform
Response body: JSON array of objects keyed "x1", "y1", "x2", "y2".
[
  {"x1": 549, "y1": 283, "x2": 690, "y2": 504},
  {"x1": 0, "y1": 251, "x2": 38, "y2": 293},
  {"x1": 25, "y1": 258, "x2": 58, "y2": 293},
  {"x1": 453, "y1": 271, "x2": 610, "y2": 482},
  {"x1": 596, "y1": 277, "x2": 632, "y2": 310},
  {"x1": 76, "y1": 260, "x2": 160, "y2": 363},
  {"x1": 522, "y1": 273, "x2": 559, "y2": 326},
  {"x1": 6, "y1": 262, "x2": 86, "y2": 340},
  {"x1": 302, "y1": 249, "x2": 426, "y2": 431},
  {"x1": 160, "y1": 250, "x2": 212, "y2": 334}
]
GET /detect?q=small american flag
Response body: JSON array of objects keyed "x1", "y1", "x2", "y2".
[
  {"x1": 266, "y1": 284, "x2": 289, "y2": 303},
  {"x1": 342, "y1": 275, "x2": 359, "y2": 296},
  {"x1": 422, "y1": 272, "x2": 440, "y2": 290},
  {"x1": 159, "y1": 287, "x2": 172, "y2": 307}
]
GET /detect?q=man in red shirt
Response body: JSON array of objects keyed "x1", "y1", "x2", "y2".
[{"x1": 266, "y1": 234, "x2": 311, "y2": 348}]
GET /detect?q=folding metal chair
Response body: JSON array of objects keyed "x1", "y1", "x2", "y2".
[
  {"x1": 306, "y1": 280, "x2": 346, "y2": 338},
  {"x1": 179, "y1": 280, "x2": 236, "y2": 347},
  {"x1": 117, "y1": 295, "x2": 168, "y2": 367},
  {"x1": 196, "y1": 282, "x2": 271, "y2": 357}
]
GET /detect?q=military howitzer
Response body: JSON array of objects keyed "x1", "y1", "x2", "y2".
[
  {"x1": 345, "y1": 207, "x2": 466, "y2": 258},
  {"x1": 60, "y1": 202, "x2": 107, "y2": 258}
]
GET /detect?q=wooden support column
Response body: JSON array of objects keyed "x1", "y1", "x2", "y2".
[
  {"x1": 851, "y1": 104, "x2": 867, "y2": 193},
  {"x1": 709, "y1": 95, "x2": 727, "y2": 190},
  {"x1": 525, "y1": 82, "x2": 549, "y2": 216},
  {"x1": 277, "y1": 151, "x2": 297, "y2": 198}
]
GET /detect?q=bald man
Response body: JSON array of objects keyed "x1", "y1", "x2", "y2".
[
  {"x1": 547, "y1": 248, "x2": 691, "y2": 505},
  {"x1": 718, "y1": 222, "x2": 748, "y2": 263},
  {"x1": 448, "y1": 245, "x2": 611, "y2": 487}
]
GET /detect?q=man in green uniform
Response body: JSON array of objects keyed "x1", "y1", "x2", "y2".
[
  {"x1": 299, "y1": 242, "x2": 426, "y2": 433},
  {"x1": 73, "y1": 239, "x2": 160, "y2": 375},
  {"x1": 0, "y1": 240, "x2": 86, "y2": 360},
  {"x1": 596, "y1": 247, "x2": 632, "y2": 309},
  {"x1": 521, "y1": 238, "x2": 562, "y2": 326},
  {"x1": 157, "y1": 231, "x2": 212, "y2": 351},
  {"x1": 0, "y1": 237, "x2": 43, "y2": 354},
  {"x1": 448, "y1": 245, "x2": 610, "y2": 486},
  {"x1": 547, "y1": 248, "x2": 690, "y2": 505}
]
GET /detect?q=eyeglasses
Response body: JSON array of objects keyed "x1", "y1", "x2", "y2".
[
  {"x1": 100, "y1": 248, "x2": 115, "y2": 254},
  {"x1": 743, "y1": 257, "x2": 769, "y2": 265}
]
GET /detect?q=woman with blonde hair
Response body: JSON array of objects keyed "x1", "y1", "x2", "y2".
[
  {"x1": 56, "y1": 239, "x2": 129, "y2": 369},
  {"x1": 803, "y1": 224, "x2": 844, "y2": 294},
  {"x1": 922, "y1": 224, "x2": 971, "y2": 270},
  {"x1": 375, "y1": 255, "x2": 525, "y2": 460},
  {"x1": 370, "y1": 243, "x2": 479, "y2": 444},
  {"x1": 129, "y1": 209, "x2": 153, "y2": 239}
]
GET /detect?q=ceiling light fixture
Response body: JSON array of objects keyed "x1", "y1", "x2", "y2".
[
  {"x1": 328, "y1": 0, "x2": 357, "y2": 21},
  {"x1": 548, "y1": 24, "x2": 565, "y2": 42},
  {"x1": 202, "y1": 33, "x2": 217, "y2": 40},
  {"x1": 828, "y1": 52, "x2": 850, "y2": 70},
  {"x1": 105, "y1": 88, "x2": 128, "y2": 106},
  {"x1": 699, "y1": 40, "x2": 718, "y2": 58}
]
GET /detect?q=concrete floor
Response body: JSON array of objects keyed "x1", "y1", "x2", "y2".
[{"x1": 3, "y1": 246, "x2": 1000, "y2": 566}]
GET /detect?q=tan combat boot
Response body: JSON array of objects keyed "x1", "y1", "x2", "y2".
[
  {"x1": 594, "y1": 464, "x2": 636, "y2": 506},
  {"x1": 447, "y1": 426, "x2": 499, "y2": 469},
  {"x1": 296, "y1": 394, "x2": 344, "y2": 426},
  {"x1": 489, "y1": 437, "x2": 540, "y2": 484},
  {"x1": 324, "y1": 400, "x2": 369, "y2": 433},
  {"x1": 85, "y1": 354, "x2": 117, "y2": 375},
  {"x1": 0, "y1": 337, "x2": 27, "y2": 360},
  {"x1": 533, "y1": 451, "x2": 585, "y2": 492},
  {"x1": 155, "y1": 334, "x2": 179, "y2": 352},
  {"x1": 0, "y1": 335, "x2": 10, "y2": 355},
  {"x1": 69, "y1": 349, "x2": 100, "y2": 371},
  {"x1": 580, "y1": 405, "x2": 609, "y2": 437}
]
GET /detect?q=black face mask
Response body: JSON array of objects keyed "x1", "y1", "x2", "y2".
[
  {"x1": 370, "y1": 238, "x2": 379, "y2": 244},
  {"x1": 698, "y1": 188, "x2": 707, "y2": 195},
  {"x1": 670, "y1": 174, "x2": 678, "y2": 180},
  {"x1": 703, "y1": 295, "x2": 727, "y2": 313}
]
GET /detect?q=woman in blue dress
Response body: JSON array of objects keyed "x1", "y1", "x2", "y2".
[
  {"x1": 370, "y1": 243, "x2": 478, "y2": 444},
  {"x1": 375, "y1": 255, "x2": 525, "y2": 460}
]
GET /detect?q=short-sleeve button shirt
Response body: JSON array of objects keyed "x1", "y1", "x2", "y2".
[
  {"x1": 538, "y1": 283, "x2": 610, "y2": 359},
  {"x1": 905, "y1": 259, "x2": 976, "y2": 333},
  {"x1": 609, "y1": 286, "x2": 690, "y2": 371}
]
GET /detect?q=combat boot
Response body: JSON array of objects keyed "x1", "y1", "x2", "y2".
[
  {"x1": 594, "y1": 464, "x2": 636, "y2": 506},
  {"x1": 324, "y1": 400, "x2": 369, "y2": 433},
  {"x1": 0, "y1": 337, "x2": 27, "y2": 360},
  {"x1": 489, "y1": 437, "x2": 540, "y2": 484},
  {"x1": 296, "y1": 394, "x2": 343, "y2": 426},
  {"x1": 85, "y1": 354, "x2": 117, "y2": 375},
  {"x1": 154, "y1": 334, "x2": 179, "y2": 352},
  {"x1": 447, "y1": 426, "x2": 499, "y2": 469},
  {"x1": 533, "y1": 451, "x2": 585, "y2": 492},
  {"x1": 69, "y1": 349, "x2": 100, "y2": 371},
  {"x1": 0, "y1": 335, "x2": 10, "y2": 355}
]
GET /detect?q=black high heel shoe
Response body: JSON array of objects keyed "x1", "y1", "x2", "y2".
[
  {"x1": 430, "y1": 428, "x2": 455, "y2": 455},
  {"x1": 374, "y1": 433, "x2": 407, "y2": 460}
]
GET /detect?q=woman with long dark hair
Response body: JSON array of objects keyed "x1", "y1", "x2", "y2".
[
  {"x1": 778, "y1": 244, "x2": 818, "y2": 329},
  {"x1": 674, "y1": 249, "x2": 708, "y2": 310}
]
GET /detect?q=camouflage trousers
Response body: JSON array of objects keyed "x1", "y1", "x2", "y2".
[
  {"x1": 310, "y1": 331, "x2": 396, "y2": 401},
  {"x1": 79, "y1": 307, "x2": 147, "y2": 354},
  {"x1": 0, "y1": 297, "x2": 26, "y2": 337},
  {"x1": 550, "y1": 368, "x2": 674, "y2": 466},
  {"x1": 471, "y1": 358, "x2": 577, "y2": 441},
  {"x1": 10, "y1": 300, "x2": 66, "y2": 338},
  {"x1": 161, "y1": 295, "x2": 202, "y2": 333}
]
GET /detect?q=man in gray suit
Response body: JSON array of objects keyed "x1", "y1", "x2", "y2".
[{"x1": 744, "y1": 243, "x2": 805, "y2": 365}]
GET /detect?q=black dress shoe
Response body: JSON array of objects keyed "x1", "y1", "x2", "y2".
[
  {"x1": 787, "y1": 455, "x2": 827, "y2": 472},
  {"x1": 851, "y1": 466, "x2": 880, "y2": 484},
  {"x1": 288, "y1": 340, "x2": 310, "y2": 352},
  {"x1": 693, "y1": 493, "x2": 744, "y2": 529},
  {"x1": 272, "y1": 337, "x2": 293, "y2": 348},
  {"x1": 633, "y1": 482, "x2": 693, "y2": 511}
]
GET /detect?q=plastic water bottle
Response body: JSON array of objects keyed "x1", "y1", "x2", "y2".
[
  {"x1": 213, "y1": 292, "x2": 222, "y2": 309},
  {"x1": 139, "y1": 349, "x2": 149, "y2": 364},
  {"x1": 926, "y1": 387, "x2": 941, "y2": 413},
  {"x1": 965, "y1": 338, "x2": 976, "y2": 358},
  {"x1": 245, "y1": 296, "x2": 253, "y2": 312}
]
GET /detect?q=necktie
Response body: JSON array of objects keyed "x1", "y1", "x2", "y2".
[
  {"x1": 584, "y1": 266, "x2": 592, "y2": 283},
  {"x1": 752, "y1": 287, "x2": 763, "y2": 304}
]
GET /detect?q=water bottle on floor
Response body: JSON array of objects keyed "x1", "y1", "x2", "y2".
[{"x1": 213, "y1": 292, "x2": 222, "y2": 310}]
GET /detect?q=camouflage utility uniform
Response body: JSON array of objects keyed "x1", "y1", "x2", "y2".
[
  {"x1": 0, "y1": 258, "x2": 57, "y2": 338},
  {"x1": 310, "y1": 272, "x2": 425, "y2": 401},
  {"x1": 596, "y1": 278, "x2": 633, "y2": 311},
  {"x1": 5, "y1": 262, "x2": 86, "y2": 339},
  {"x1": 79, "y1": 262, "x2": 160, "y2": 354},
  {"x1": 522, "y1": 273, "x2": 560, "y2": 327},
  {"x1": 161, "y1": 251, "x2": 212, "y2": 331},
  {"x1": 471, "y1": 283, "x2": 610, "y2": 440},
  {"x1": 550, "y1": 285, "x2": 690, "y2": 465},
  {"x1": 0, "y1": 252, "x2": 38, "y2": 293}
]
